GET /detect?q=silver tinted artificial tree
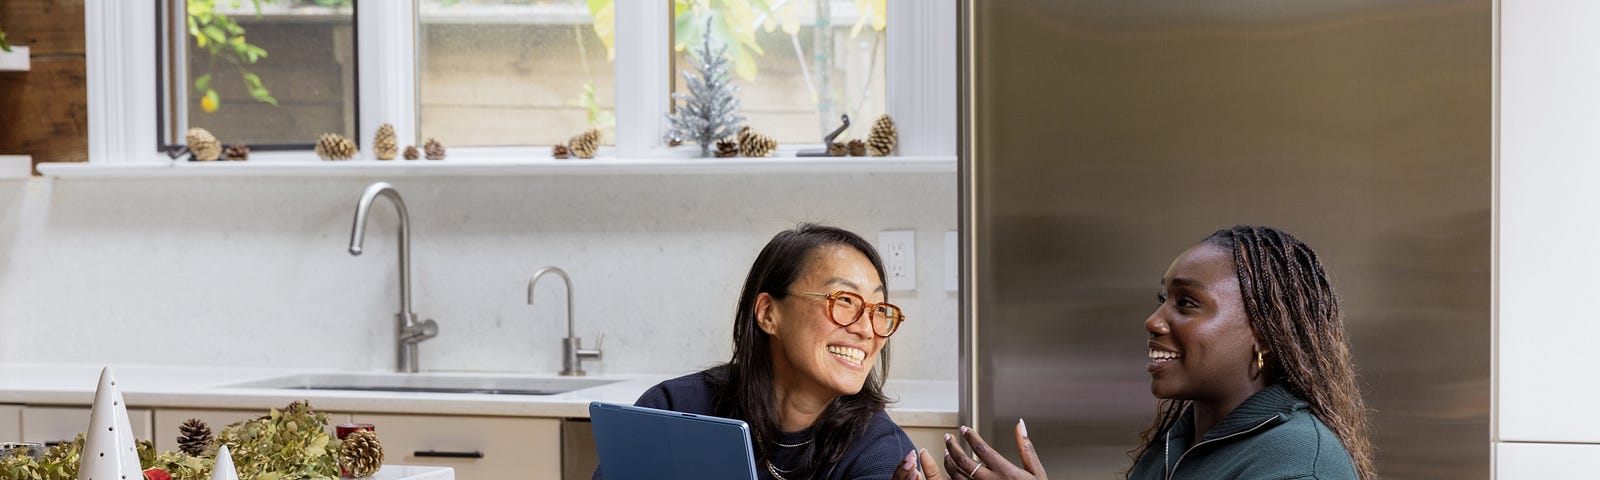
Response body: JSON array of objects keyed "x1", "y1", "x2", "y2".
[{"x1": 665, "y1": 17, "x2": 745, "y2": 157}]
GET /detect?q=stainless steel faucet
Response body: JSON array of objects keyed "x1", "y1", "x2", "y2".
[
  {"x1": 528, "y1": 266, "x2": 602, "y2": 376},
  {"x1": 349, "y1": 182, "x2": 438, "y2": 373}
]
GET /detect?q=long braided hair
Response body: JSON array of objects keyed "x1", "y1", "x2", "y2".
[
  {"x1": 710, "y1": 223, "x2": 892, "y2": 479},
  {"x1": 1127, "y1": 225, "x2": 1374, "y2": 480}
]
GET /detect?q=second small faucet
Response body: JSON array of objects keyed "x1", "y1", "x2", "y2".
[{"x1": 528, "y1": 267, "x2": 601, "y2": 376}]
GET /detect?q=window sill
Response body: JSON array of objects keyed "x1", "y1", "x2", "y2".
[{"x1": 35, "y1": 155, "x2": 956, "y2": 179}]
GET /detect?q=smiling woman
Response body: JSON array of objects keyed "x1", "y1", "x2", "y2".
[
  {"x1": 943, "y1": 226, "x2": 1371, "y2": 480},
  {"x1": 594, "y1": 223, "x2": 932, "y2": 480}
]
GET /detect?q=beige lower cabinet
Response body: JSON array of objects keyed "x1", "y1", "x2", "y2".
[
  {"x1": 904, "y1": 426, "x2": 955, "y2": 479},
  {"x1": 353, "y1": 413, "x2": 561, "y2": 479},
  {"x1": 0, "y1": 405, "x2": 20, "y2": 441},
  {"x1": 20, "y1": 406, "x2": 153, "y2": 446},
  {"x1": 562, "y1": 419, "x2": 598, "y2": 479},
  {"x1": 152, "y1": 408, "x2": 353, "y2": 453}
]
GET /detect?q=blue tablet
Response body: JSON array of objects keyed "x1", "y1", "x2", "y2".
[{"x1": 590, "y1": 401, "x2": 759, "y2": 480}]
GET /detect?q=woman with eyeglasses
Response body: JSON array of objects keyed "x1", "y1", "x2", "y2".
[
  {"x1": 595, "y1": 223, "x2": 939, "y2": 480},
  {"x1": 940, "y1": 225, "x2": 1371, "y2": 480}
]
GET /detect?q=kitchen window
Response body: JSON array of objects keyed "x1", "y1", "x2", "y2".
[
  {"x1": 672, "y1": 1, "x2": 888, "y2": 143},
  {"x1": 418, "y1": 0, "x2": 615, "y2": 147},
  {"x1": 85, "y1": 0, "x2": 950, "y2": 165},
  {"x1": 159, "y1": 0, "x2": 357, "y2": 151}
]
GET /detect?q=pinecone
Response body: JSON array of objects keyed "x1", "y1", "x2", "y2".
[
  {"x1": 403, "y1": 146, "x2": 420, "y2": 160},
  {"x1": 283, "y1": 399, "x2": 313, "y2": 413},
  {"x1": 666, "y1": 136, "x2": 684, "y2": 147},
  {"x1": 737, "y1": 127, "x2": 777, "y2": 157},
  {"x1": 848, "y1": 139, "x2": 866, "y2": 157},
  {"x1": 373, "y1": 123, "x2": 398, "y2": 160},
  {"x1": 867, "y1": 114, "x2": 898, "y2": 156},
  {"x1": 569, "y1": 129, "x2": 600, "y2": 159},
  {"x1": 186, "y1": 128, "x2": 221, "y2": 161},
  {"x1": 315, "y1": 133, "x2": 357, "y2": 161},
  {"x1": 715, "y1": 138, "x2": 739, "y2": 158},
  {"x1": 223, "y1": 144, "x2": 250, "y2": 161},
  {"x1": 423, "y1": 138, "x2": 446, "y2": 160},
  {"x1": 177, "y1": 418, "x2": 212, "y2": 455},
  {"x1": 339, "y1": 429, "x2": 384, "y2": 478},
  {"x1": 552, "y1": 144, "x2": 571, "y2": 159},
  {"x1": 828, "y1": 142, "x2": 849, "y2": 157}
]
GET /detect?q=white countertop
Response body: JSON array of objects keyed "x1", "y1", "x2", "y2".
[{"x1": 0, "y1": 364, "x2": 958, "y2": 428}]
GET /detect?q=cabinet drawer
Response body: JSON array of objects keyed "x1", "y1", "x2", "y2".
[
  {"x1": 0, "y1": 405, "x2": 20, "y2": 441},
  {"x1": 153, "y1": 408, "x2": 352, "y2": 453},
  {"x1": 21, "y1": 406, "x2": 153, "y2": 445},
  {"x1": 354, "y1": 413, "x2": 559, "y2": 480}
]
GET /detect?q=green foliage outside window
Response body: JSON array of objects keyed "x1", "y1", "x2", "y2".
[{"x1": 187, "y1": 0, "x2": 277, "y2": 112}]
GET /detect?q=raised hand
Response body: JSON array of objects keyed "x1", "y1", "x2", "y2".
[
  {"x1": 891, "y1": 448, "x2": 948, "y2": 480},
  {"x1": 943, "y1": 420, "x2": 1047, "y2": 480}
]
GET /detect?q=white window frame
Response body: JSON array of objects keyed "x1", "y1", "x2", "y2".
[{"x1": 85, "y1": 0, "x2": 954, "y2": 164}]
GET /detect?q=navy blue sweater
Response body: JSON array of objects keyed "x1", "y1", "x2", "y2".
[{"x1": 595, "y1": 369, "x2": 915, "y2": 480}]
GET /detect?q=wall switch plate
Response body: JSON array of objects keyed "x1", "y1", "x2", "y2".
[
  {"x1": 945, "y1": 230, "x2": 959, "y2": 292},
  {"x1": 879, "y1": 230, "x2": 916, "y2": 292}
]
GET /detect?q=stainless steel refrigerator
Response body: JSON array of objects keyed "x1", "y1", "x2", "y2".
[{"x1": 958, "y1": 1, "x2": 1492, "y2": 478}]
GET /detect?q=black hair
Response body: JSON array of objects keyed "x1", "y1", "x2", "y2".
[{"x1": 709, "y1": 223, "x2": 892, "y2": 478}]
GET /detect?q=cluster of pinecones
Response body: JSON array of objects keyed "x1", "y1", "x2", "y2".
[
  {"x1": 320, "y1": 126, "x2": 445, "y2": 161},
  {"x1": 827, "y1": 115, "x2": 897, "y2": 157},
  {"x1": 339, "y1": 429, "x2": 385, "y2": 478},
  {"x1": 712, "y1": 126, "x2": 778, "y2": 158},
  {"x1": 553, "y1": 129, "x2": 601, "y2": 159},
  {"x1": 184, "y1": 128, "x2": 249, "y2": 161}
]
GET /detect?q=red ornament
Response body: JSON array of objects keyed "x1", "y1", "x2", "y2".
[{"x1": 144, "y1": 467, "x2": 172, "y2": 480}]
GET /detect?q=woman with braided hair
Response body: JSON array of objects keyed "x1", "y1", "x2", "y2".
[{"x1": 942, "y1": 225, "x2": 1372, "y2": 480}]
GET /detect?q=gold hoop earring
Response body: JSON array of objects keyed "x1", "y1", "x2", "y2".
[{"x1": 1255, "y1": 350, "x2": 1265, "y2": 370}]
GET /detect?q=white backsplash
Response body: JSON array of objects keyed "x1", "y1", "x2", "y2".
[{"x1": 0, "y1": 172, "x2": 957, "y2": 383}]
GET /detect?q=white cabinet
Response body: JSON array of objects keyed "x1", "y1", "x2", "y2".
[
  {"x1": 353, "y1": 413, "x2": 560, "y2": 480},
  {"x1": 1497, "y1": 442, "x2": 1600, "y2": 477},
  {"x1": 152, "y1": 408, "x2": 353, "y2": 453},
  {"x1": 20, "y1": 406, "x2": 152, "y2": 445},
  {"x1": 904, "y1": 427, "x2": 954, "y2": 478},
  {"x1": 0, "y1": 405, "x2": 20, "y2": 441}
]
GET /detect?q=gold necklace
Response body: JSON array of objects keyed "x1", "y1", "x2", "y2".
[{"x1": 761, "y1": 460, "x2": 787, "y2": 476}]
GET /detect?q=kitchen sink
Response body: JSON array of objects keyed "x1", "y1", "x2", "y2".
[{"x1": 223, "y1": 373, "x2": 618, "y2": 396}]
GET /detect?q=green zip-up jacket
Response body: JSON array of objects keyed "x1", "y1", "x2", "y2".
[{"x1": 1128, "y1": 384, "x2": 1359, "y2": 480}]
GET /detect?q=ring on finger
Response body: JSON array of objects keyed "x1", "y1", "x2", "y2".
[{"x1": 967, "y1": 461, "x2": 985, "y2": 478}]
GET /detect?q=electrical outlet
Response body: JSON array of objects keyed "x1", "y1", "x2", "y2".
[{"x1": 879, "y1": 230, "x2": 916, "y2": 292}]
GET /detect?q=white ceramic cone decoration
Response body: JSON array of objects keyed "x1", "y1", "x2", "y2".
[
  {"x1": 78, "y1": 367, "x2": 143, "y2": 480},
  {"x1": 211, "y1": 445, "x2": 240, "y2": 480}
]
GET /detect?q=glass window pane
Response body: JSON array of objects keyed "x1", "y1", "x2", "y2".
[
  {"x1": 173, "y1": 0, "x2": 357, "y2": 147},
  {"x1": 419, "y1": 0, "x2": 615, "y2": 147},
  {"x1": 673, "y1": 1, "x2": 887, "y2": 145}
]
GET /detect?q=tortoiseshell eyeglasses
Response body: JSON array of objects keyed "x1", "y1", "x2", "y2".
[{"x1": 786, "y1": 290, "x2": 906, "y2": 338}]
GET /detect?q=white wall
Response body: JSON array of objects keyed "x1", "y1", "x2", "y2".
[
  {"x1": 0, "y1": 173, "x2": 957, "y2": 382},
  {"x1": 1498, "y1": 0, "x2": 1600, "y2": 475}
]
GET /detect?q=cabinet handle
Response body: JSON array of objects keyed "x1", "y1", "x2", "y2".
[
  {"x1": 413, "y1": 450, "x2": 484, "y2": 459},
  {"x1": 43, "y1": 441, "x2": 66, "y2": 447}
]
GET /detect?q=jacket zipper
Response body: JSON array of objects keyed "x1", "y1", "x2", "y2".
[{"x1": 1164, "y1": 417, "x2": 1280, "y2": 480}]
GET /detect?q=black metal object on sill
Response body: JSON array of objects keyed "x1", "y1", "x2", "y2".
[{"x1": 796, "y1": 115, "x2": 850, "y2": 157}]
